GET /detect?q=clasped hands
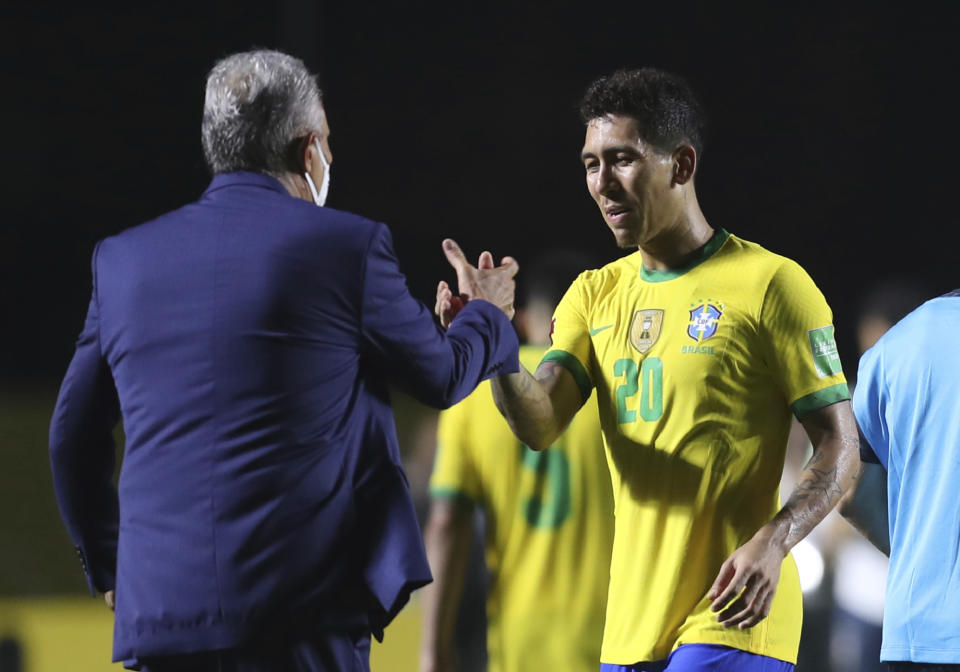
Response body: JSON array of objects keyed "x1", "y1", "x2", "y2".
[{"x1": 435, "y1": 239, "x2": 518, "y2": 327}]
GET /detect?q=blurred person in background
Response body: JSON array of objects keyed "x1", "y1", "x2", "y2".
[
  {"x1": 840, "y1": 288, "x2": 960, "y2": 672},
  {"x1": 49, "y1": 49, "x2": 520, "y2": 672},
  {"x1": 420, "y1": 251, "x2": 614, "y2": 672},
  {"x1": 438, "y1": 67, "x2": 861, "y2": 672}
]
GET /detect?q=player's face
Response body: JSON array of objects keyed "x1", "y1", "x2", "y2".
[{"x1": 581, "y1": 115, "x2": 678, "y2": 249}]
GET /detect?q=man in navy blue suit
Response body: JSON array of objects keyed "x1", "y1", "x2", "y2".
[{"x1": 49, "y1": 50, "x2": 520, "y2": 672}]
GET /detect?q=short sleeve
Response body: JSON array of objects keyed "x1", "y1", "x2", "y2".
[
  {"x1": 758, "y1": 259, "x2": 850, "y2": 417},
  {"x1": 540, "y1": 277, "x2": 593, "y2": 404},
  {"x1": 429, "y1": 387, "x2": 484, "y2": 505},
  {"x1": 853, "y1": 345, "x2": 889, "y2": 468}
]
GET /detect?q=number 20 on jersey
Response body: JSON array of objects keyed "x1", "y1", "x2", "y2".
[{"x1": 614, "y1": 356, "x2": 663, "y2": 423}]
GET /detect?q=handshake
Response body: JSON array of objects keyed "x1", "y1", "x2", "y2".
[{"x1": 434, "y1": 238, "x2": 519, "y2": 328}]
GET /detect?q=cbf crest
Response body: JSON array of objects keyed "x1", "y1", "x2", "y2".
[
  {"x1": 629, "y1": 309, "x2": 665, "y2": 354},
  {"x1": 688, "y1": 302, "x2": 723, "y2": 342}
]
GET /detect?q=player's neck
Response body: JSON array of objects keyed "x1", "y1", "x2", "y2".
[{"x1": 638, "y1": 201, "x2": 713, "y2": 272}]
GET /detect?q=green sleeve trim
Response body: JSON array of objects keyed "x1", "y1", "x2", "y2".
[
  {"x1": 791, "y1": 383, "x2": 851, "y2": 418},
  {"x1": 540, "y1": 349, "x2": 593, "y2": 405},
  {"x1": 429, "y1": 487, "x2": 478, "y2": 509}
]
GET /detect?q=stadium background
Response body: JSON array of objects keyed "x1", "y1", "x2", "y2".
[{"x1": 2, "y1": 2, "x2": 958, "y2": 670}]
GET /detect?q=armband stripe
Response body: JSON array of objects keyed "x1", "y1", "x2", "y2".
[
  {"x1": 791, "y1": 383, "x2": 851, "y2": 418},
  {"x1": 540, "y1": 350, "x2": 593, "y2": 405},
  {"x1": 429, "y1": 487, "x2": 478, "y2": 509}
]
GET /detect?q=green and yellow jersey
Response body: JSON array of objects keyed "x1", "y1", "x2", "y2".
[
  {"x1": 545, "y1": 229, "x2": 849, "y2": 665},
  {"x1": 430, "y1": 346, "x2": 614, "y2": 672}
]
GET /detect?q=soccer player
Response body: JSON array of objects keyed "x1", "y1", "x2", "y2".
[
  {"x1": 421, "y1": 253, "x2": 614, "y2": 672},
  {"x1": 437, "y1": 69, "x2": 860, "y2": 671}
]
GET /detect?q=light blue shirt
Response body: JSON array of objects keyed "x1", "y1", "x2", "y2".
[{"x1": 853, "y1": 291, "x2": 960, "y2": 664}]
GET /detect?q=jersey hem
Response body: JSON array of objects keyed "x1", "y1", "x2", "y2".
[
  {"x1": 881, "y1": 644, "x2": 960, "y2": 663},
  {"x1": 541, "y1": 349, "x2": 592, "y2": 404},
  {"x1": 790, "y1": 383, "x2": 850, "y2": 418}
]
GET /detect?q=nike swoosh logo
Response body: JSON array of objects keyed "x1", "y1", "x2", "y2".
[{"x1": 589, "y1": 324, "x2": 614, "y2": 336}]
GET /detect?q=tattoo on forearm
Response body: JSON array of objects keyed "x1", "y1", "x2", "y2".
[
  {"x1": 777, "y1": 439, "x2": 857, "y2": 547},
  {"x1": 793, "y1": 466, "x2": 844, "y2": 504},
  {"x1": 491, "y1": 363, "x2": 564, "y2": 447}
]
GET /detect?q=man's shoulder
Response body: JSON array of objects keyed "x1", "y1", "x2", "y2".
[
  {"x1": 717, "y1": 233, "x2": 823, "y2": 300},
  {"x1": 572, "y1": 252, "x2": 641, "y2": 296},
  {"x1": 717, "y1": 233, "x2": 798, "y2": 273},
  {"x1": 96, "y1": 204, "x2": 194, "y2": 253},
  {"x1": 101, "y1": 199, "x2": 383, "y2": 254}
]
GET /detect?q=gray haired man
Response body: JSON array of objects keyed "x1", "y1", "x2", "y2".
[{"x1": 50, "y1": 49, "x2": 520, "y2": 672}]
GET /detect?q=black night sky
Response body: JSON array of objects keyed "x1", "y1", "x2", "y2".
[{"x1": 5, "y1": 2, "x2": 959, "y2": 386}]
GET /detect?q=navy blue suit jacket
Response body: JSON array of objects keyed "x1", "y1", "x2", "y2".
[{"x1": 49, "y1": 172, "x2": 519, "y2": 662}]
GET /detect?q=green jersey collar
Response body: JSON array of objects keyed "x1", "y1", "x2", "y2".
[{"x1": 640, "y1": 228, "x2": 731, "y2": 283}]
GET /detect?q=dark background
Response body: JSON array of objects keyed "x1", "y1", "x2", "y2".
[{"x1": 5, "y1": 2, "x2": 959, "y2": 387}]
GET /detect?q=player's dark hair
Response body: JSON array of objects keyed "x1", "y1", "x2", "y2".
[
  {"x1": 522, "y1": 250, "x2": 600, "y2": 311},
  {"x1": 579, "y1": 68, "x2": 706, "y2": 157}
]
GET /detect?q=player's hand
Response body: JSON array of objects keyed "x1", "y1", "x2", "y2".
[
  {"x1": 706, "y1": 531, "x2": 786, "y2": 629},
  {"x1": 436, "y1": 239, "x2": 518, "y2": 328},
  {"x1": 435, "y1": 280, "x2": 465, "y2": 329},
  {"x1": 104, "y1": 589, "x2": 115, "y2": 611}
]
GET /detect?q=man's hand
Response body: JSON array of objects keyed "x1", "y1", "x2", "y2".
[
  {"x1": 104, "y1": 589, "x2": 115, "y2": 611},
  {"x1": 706, "y1": 531, "x2": 785, "y2": 629},
  {"x1": 435, "y1": 239, "x2": 518, "y2": 327}
]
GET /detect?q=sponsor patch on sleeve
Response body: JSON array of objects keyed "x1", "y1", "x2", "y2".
[{"x1": 808, "y1": 325, "x2": 842, "y2": 378}]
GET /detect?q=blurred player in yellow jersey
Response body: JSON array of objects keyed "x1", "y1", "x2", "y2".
[
  {"x1": 436, "y1": 69, "x2": 860, "y2": 672},
  {"x1": 420, "y1": 253, "x2": 614, "y2": 672}
]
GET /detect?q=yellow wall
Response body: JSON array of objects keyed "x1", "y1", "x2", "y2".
[{"x1": 0, "y1": 597, "x2": 421, "y2": 672}]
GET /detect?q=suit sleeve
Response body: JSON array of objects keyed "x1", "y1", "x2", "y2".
[
  {"x1": 360, "y1": 224, "x2": 519, "y2": 408},
  {"x1": 49, "y1": 242, "x2": 121, "y2": 595}
]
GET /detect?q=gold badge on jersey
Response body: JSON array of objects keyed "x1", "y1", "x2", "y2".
[{"x1": 629, "y1": 309, "x2": 664, "y2": 354}]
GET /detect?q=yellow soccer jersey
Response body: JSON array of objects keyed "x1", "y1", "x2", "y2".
[
  {"x1": 430, "y1": 346, "x2": 614, "y2": 672},
  {"x1": 544, "y1": 229, "x2": 849, "y2": 665}
]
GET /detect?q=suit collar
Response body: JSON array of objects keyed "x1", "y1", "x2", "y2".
[{"x1": 203, "y1": 171, "x2": 291, "y2": 198}]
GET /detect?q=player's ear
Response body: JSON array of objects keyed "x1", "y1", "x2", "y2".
[
  {"x1": 672, "y1": 145, "x2": 696, "y2": 186},
  {"x1": 287, "y1": 134, "x2": 315, "y2": 174}
]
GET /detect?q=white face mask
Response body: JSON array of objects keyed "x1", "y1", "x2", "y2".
[{"x1": 304, "y1": 138, "x2": 330, "y2": 206}]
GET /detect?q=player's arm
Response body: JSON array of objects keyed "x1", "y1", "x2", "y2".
[
  {"x1": 708, "y1": 400, "x2": 860, "y2": 628},
  {"x1": 420, "y1": 497, "x2": 474, "y2": 672},
  {"x1": 489, "y1": 362, "x2": 583, "y2": 451},
  {"x1": 838, "y1": 351, "x2": 891, "y2": 554},
  {"x1": 439, "y1": 253, "x2": 589, "y2": 451},
  {"x1": 708, "y1": 260, "x2": 861, "y2": 628},
  {"x1": 838, "y1": 461, "x2": 890, "y2": 555}
]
